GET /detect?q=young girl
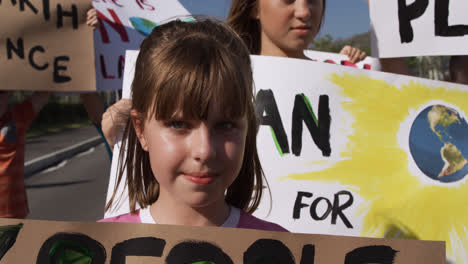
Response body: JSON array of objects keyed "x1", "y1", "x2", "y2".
[
  {"x1": 227, "y1": 0, "x2": 367, "y2": 62},
  {"x1": 101, "y1": 19, "x2": 286, "y2": 231}
]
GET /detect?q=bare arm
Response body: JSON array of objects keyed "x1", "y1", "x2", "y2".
[{"x1": 101, "y1": 99, "x2": 132, "y2": 151}]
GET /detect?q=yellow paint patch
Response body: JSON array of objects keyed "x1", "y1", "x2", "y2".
[
  {"x1": 304, "y1": 160, "x2": 334, "y2": 166},
  {"x1": 286, "y1": 74, "x2": 468, "y2": 262}
]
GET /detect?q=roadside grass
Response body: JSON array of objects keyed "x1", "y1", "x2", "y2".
[
  {"x1": 26, "y1": 120, "x2": 92, "y2": 138},
  {"x1": 24, "y1": 100, "x2": 93, "y2": 139}
]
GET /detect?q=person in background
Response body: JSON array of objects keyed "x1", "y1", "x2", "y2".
[
  {"x1": 379, "y1": 55, "x2": 468, "y2": 84},
  {"x1": 101, "y1": 19, "x2": 287, "y2": 232},
  {"x1": 379, "y1": 57, "x2": 412, "y2": 76},
  {"x1": 227, "y1": 0, "x2": 367, "y2": 62},
  {"x1": 80, "y1": 93, "x2": 113, "y2": 158},
  {"x1": 448, "y1": 56, "x2": 468, "y2": 85},
  {"x1": 0, "y1": 91, "x2": 49, "y2": 218}
]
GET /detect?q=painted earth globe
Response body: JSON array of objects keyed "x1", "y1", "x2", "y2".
[{"x1": 409, "y1": 105, "x2": 468, "y2": 183}]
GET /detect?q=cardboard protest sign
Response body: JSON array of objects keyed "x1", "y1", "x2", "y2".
[
  {"x1": 370, "y1": 0, "x2": 468, "y2": 57},
  {"x1": 92, "y1": 0, "x2": 232, "y2": 91},
  {"x1": 108, "y1": 52, "x2": 468, "y2": 263},
  {"x1": 0, "y1": 218, "x2": 445, "y2": 263},
  {"x1": 0, "y1": 0, "x2": 95, "y2": 91},
  {"x1": 304, "y1": 50, "x2": 381, "y2": 71}
]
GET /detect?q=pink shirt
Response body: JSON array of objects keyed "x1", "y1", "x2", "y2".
[{"x1": 100, "y1": 207, "x2": 288, "y2": 232}]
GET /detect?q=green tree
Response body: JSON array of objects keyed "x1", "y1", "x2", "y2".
[{"x1": 310, "y1": 34, "x2": 343, "y2": 53}]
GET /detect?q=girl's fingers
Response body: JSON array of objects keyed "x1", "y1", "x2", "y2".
[
  {"x1": 358, "y1": 51, "x2": 367, "y2": 61},
  {"x1": 86, "y1": 8, "x2": 98, "y2": 28},
  {"x1": 349, "y1": 48, "x2": 358, "y2": 63}
]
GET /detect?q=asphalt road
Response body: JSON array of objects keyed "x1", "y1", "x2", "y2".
[{"x1": 25, "y1": 143, "x2": 111, "y2": 222}]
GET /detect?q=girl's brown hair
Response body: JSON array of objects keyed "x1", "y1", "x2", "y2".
[
  {"x1": 227, "y1": 0, "x2": 327, "y2": 54},
  {"x1": 106, "y1": 19, "x2": 265, "y2": 214}
]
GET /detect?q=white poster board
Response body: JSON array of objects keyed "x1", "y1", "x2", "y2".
[
  {"x1": 370, "y1": 0, "x2": 468, "y2": 57},
  {"x1": 92, "y1": 0, "x2": 232, "y2": 91},
  {"x1": 108, "y1": 51, "x2": 468, "y2": 263}
]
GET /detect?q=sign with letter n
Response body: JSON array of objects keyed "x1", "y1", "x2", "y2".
[{"x1": 0, "y1": 0, "x2": 95, "y2": 91}]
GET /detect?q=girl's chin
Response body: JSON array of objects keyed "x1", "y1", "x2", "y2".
[{"x1": 180, "y1": 194, "x2": 223, "y2": 209}]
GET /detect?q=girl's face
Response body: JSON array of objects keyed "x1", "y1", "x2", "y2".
[
  {"x1": 256, "y1": 0, "x2": 324, "y2": 58},
  {"x1": 134, "y1": 104, "x2": 248, "y2": 209}
]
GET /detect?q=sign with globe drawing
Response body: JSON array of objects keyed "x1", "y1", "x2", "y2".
[
  {"x1": 249, "y1": 56, "x2": 468, "y2": 264},
  {"x1": 112, "y1": 53, "x2": 468, "y2": 264}
]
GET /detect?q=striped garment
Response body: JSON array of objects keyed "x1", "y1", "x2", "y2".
[{"x1": 0, "y1": 101, "x2": 36, "y2": 218}]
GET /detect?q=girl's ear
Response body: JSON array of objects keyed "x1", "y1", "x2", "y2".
[{"x1": 131, "y1": 109, "x2": 149, "y2": 151}]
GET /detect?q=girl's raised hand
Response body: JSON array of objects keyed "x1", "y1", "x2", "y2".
[
  {"x1": 86, "y1": 8, "x2": 99, "y2": 29},
  {"x1": 339, "y1": 45, "x2": 367, "y2": 64}
]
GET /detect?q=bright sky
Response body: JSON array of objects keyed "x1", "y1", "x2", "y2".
[{"x1": 318, "y1": 0, "x2": 370, "y2": 40}]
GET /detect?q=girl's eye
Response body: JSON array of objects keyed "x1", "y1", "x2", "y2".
[
  {"x1": 167, "y1": 120, "x2": 188, "y2": 129},
  {"x1": 217, "y1": 121, "x2": 235, "y2": 130}
]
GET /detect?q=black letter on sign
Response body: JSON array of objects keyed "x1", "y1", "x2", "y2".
[
  {"x1": 299, "y1": 244, "x2": 315, "y2": 264},
  {"x1": 332, "y1": 190, "x2": 354, "y2": 228},
  {"x1": 43, "y1": 0, "x2": 50, "y2": 20},
  {"x1": 56, "y1": 4, "x2": 78, "y2": 29},
  {"x1": 244, "y1": 239, "x2": 295, "y2": 264},
  {"x1": 28, "y1": 45, "x2": 48, "y2": 70},
  {"x1": 110, "y1": 237, "x2": 165, "y2": 264},
  {"x1": 53, "y1": 56, "x2": 71, "y2": 83},
  {"x1": 36, "y1": 233, "x2": 106, "y2": 264},
  {"x1": 256, "y1": 89, "x2": 290, "y2": 155},
  {"x1": 435, "y1": 0, "x2": 468, "y2": 37},
  {"x1": 19, "y1": 0, "x2": 38, "y2": 13},
  {"x1": 293, "y1": 191, "x2": 312, "y2": 219},
  {"x1": 310, "y1": 197, "x2": 332, "y2": 221},
  {"x1": 6, "y1": 38, "x2": 24, "y2": 60},
  {"x1": 345, "y1": 245, "x2": 398, "y2": 264},
  {"x1": 166, "y1": 241, "x2": 233, "y2": 264},
  {"x1": 398, "y1": 0, "x2": 429, "y2": 43},
  {"x1": 118, "y1": 55, "x2": 125, "y2": 79},
  {"x1": 291, "y1": 94, "x2": 331, "y2": 157}
]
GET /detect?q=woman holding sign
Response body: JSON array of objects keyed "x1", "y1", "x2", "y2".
[{"x1": 227, "y1": 0, "x2": 366, "y2": 62}]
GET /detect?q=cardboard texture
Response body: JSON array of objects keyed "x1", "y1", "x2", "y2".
[
  {"x1": 0, "y1": 0, "x2": 95, "y2": 91},
  {"x1": 109, "y1": 54, "x2": 468, "y2": 263},
  {"x1": 0, "y1": 218, "x2": 445, "y2": 263}
]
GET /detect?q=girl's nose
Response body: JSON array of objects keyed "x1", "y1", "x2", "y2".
[
  {"x1": 295, "y1": 0, "x2": 311, "y2": 20},
  {"x1": 191, "y1": 125, "x2": 216, "y2": 162}
]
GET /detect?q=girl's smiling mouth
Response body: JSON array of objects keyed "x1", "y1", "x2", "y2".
[
  {"x1": 184, "y1": 173, "x2": 217, "y2": 185},
  {"x1": 291, "y1": 25, "x2": 312, "y2": 35}
]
